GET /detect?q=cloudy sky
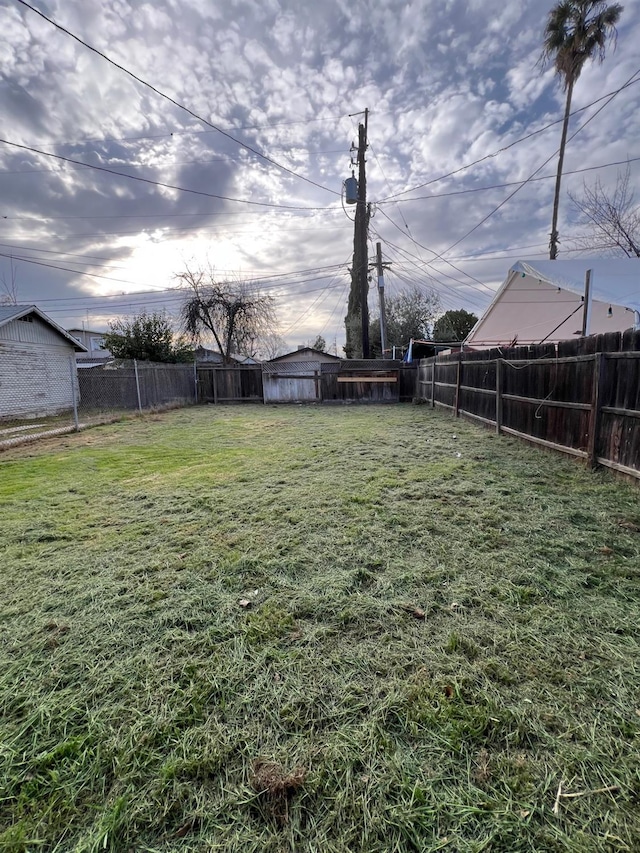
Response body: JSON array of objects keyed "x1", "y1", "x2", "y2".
[{"x1": 1, "y1": 0, "x2": 639, "y2": 352}]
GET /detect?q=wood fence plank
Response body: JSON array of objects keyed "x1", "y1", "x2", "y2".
[
  {"x1": 587, "y1": 353, "x2": 605, "y2": 467},
  {"x1": 496, "y1": 359, "x2": 503, "y2": 435}
]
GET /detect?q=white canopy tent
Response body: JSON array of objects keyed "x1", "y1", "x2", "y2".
[{"x1": 464, "y1": 259, "x2": 640, "y2": 349}]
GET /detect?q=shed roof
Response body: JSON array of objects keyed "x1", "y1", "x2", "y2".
[
  {"x1": 267, "y1": 346, "x2": 341, "y2": 363},
  {"x1": 0, "y1": 305, "x2": 88, "y2": 351}
]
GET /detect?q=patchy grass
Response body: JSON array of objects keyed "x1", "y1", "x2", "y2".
[{"x1": 1, "y1": 404, "x2": 639, "y2": 852}]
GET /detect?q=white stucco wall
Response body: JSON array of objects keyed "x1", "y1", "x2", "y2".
[{"x1": 0, "y1": 338, "x2": 77, "y2": 419}]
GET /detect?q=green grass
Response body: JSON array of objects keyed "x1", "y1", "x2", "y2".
[{"x1": 1, "y1": 404, "x2": 639, "y2": 852}]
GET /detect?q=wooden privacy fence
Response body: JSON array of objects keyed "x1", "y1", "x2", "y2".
[
  {"x1": 198, "y1": 362, "x2": 417, "y2": 404},
  {"x1": 416, "y1": 330, "x2": 640, "y2": 481},
  {"x1": 197, "y1": 366, "x2": 263, "y2": 403}
]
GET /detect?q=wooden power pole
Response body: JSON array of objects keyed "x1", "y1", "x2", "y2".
[
  {"x1": 345, "y1": 109, "x2": 370, "y2": 358},
  {"x1": 374, "y1": 241, "x2": 390, "y2": 357}
]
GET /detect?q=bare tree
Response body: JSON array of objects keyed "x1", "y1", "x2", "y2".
[
  {"x1": 568, "y1": 167, "x2": 640, "y2": 257},
  {"x1": 368, "y1": 285, "x2": 441, "y2": 357},
  {"x1": 178, "y1": 266, "x2": 276, "y2": 364},
  {"x1": 256, "y1": 332, "x2": 289, "y2": 361}
]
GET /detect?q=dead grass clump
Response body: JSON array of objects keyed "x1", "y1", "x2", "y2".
[{"x1": 250, "y1": 760, "x2": 306, "y2": 825}]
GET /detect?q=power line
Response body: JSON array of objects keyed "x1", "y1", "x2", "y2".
[
  {"x1": 382, "y1": 244, "x2": 490, "y2": 310},
  {"x1": 1, "y1": 208, "x2": 342, "y2": 223},
  {"x1": 376, "y1": 209, "x2": 494, "y2": 294},
  {"x1": 1, "y1": 249, "x2": 347, "y2": 292},
  {"x1": 376, "y1": 156, "x2": 640, "y2": 204},
  {"x1": 318, "y1": 280, "x2": 350, "y2": 338},
  {"x1": 378, "y1": 76, "x2": 640, "y2": 203},
  {"x1": 14, "y1": 0, "x2": 340, "y2": 198},
  {"x1": 45, "y1": 123, "x2": 350, "y2": 151},
  {"x1": 440, "y1": 65, "x2": 640, "y2": 257},
  {"x1": 0, "y1": 137, "x2": 337, "y2": 212},
  {"x1": 0, "y1": 148, "x2": 347, "y2": 177},
  {"x1": 38, "y1": 280, "x2": 346, "y2": 317},
  {"x1": 374, "y1": 236, "x2": 489, "y2": 311},
  {"x1": 280, "y1": 259, "x2": 350, "y2": 335}
]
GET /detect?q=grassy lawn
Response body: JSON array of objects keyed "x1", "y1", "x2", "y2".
[{"x1": 1, "y1": 404, "x2": 639, "y2": 853}]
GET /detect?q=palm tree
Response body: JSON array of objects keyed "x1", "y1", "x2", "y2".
[{"x1": 541, "y1": 0, "x2": 623, "y2": 260}]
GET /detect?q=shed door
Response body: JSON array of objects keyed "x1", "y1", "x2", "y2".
[{"x1": 262, "y1": 361, "x2": 321, "y2": 402}]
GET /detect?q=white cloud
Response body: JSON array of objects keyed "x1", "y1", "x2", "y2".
[{"x1": 1, "y1": 0, "x2": 639, "y2": 345}]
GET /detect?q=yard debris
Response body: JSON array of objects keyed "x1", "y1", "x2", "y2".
[
  {"x1": 399, "y1": 603, "x2": 426, "y2": 619},
  {"x1": 553, "y1": 780, "x2": 619, "y2": 816},
  {"x1": 473, "y1": 748, "x2": 491, "y2": 785},
  {"x1": 250, "y1": 760, "x2": 306, "y2": 825},
  {"x1": 239, "y1": 598, "x2": 252, "y2": 608},
  {"x1": 553, "y1": 781, "x2": 563, "y2": 816},
  {"x1": 618, "y1": 520, "x2": 639, "y2": 532},
  {"x1": 43, "y1": 622, "x2": 70, "y2": 649},
  {"x1": 598, "y1": 546, "x2": 614, "y2": 555},
  {"x1": 172, "y1": 817, "x2": 199, "y2": 839}
]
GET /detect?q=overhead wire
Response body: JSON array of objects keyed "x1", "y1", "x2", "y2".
[
  {"x1": 388, "y1": 265, "x2": 465, "y2": 313},
  {"x1": 373, "y1": 235, "x2": 489, "y2": 311},
  {"x1": 280, "y1": 260, "x2": 350, "y2": 335},
  {"x1": 1, "y1": 249, "x2": 347, "y2": 293},
  {"x1": 376, "y1": 155, "x2": 640, "y2": 204},
  {"x1": 363, "y1": 125, "x2": 495, "y2": 301},
  {"x1": 0, "y1": 147, "x2": 348, "y2": 176},
  {"x1": 440, "y1": 64, "x2": 640, "y2": 257},
  {"x1": 378, "y1": 75, "x2": 640, "y2": 203},
  {"x1": 14, "y1": 0, "x2": 340, "y2": 198},
  {"x1": 375, "y1": 209, "x2": 495, "y2": 294},
  {"x1": 37, "y1": 278, "x2": 345, "y2": 317},
  {"x1": 318, "y1": 280, "x2": 350, "y2": 338},
  {"x1": 0, "y1": 138, "x2": 338, "y2": 211}
]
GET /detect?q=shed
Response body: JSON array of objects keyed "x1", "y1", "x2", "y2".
[
  {"x1": 0, "y1": 305, "x2": 87, "y2": 420},
  {"x1": 465, "y1": 259, "x2": 640, "y2": 349},
  {"x1": 263, "y1": 347, "x2": 341, "y2": 402}
]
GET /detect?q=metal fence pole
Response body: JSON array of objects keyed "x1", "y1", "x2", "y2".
[
  {"x1": 134, "y1": 359, "x2": 143, "y2": 411},
  {"x1": 69, "y1": 354, "x2": 79, "y2": 431},
  {"x1": 193, "y1": 361, "x2": 199, "y2": 404}
]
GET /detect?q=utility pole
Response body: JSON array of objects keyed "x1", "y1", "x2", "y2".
[
  {"x1": 345, "y1": 109, "x2": 370, "y2": 358},
  {"x1": 372, "y1": 242, "x2": 390, "y2": 358},
  {"x1": 581, "y1": 268, "x2": 593, "y2": 337}
]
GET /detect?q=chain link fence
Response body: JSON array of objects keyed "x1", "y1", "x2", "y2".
[{"x1": 0, "y1": 358, "x2": 198, "y2": 449}]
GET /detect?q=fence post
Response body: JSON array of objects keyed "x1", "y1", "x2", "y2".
[
  {"x1": 134, "y1": 359, "x2": 143, "y2": 411},
  {"x1": 431, "y1": 358, "x2": 436, "y2": 407},
  {"x1": 193, "y1": 362, "x2": 199, "y2": 404},
  {"x1": 213, "y1": 369, "x2": 219, "y2": 404},
  {"x1": 587, "y1": 352, "x2": 605, "y2": 468},
  {"x1": 69, "y1": 354, "x2": 79, "y2": 431},
  {"x1": 454, "y1": 355, "x2": 461, "y2": 417},
  {"x1": 495, "y1": 358, "x2": 502, "y2": 435}
]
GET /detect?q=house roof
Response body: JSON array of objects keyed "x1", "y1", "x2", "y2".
[
  {"x1": 511, "y1": 259, "x2": 640, "y2": 312},
  {"x1": 464, "y1": 258, "x2": 640, "y2": 348},
  {"x1": 0, "y1": 305, "x2": 88, "y2": 351},
  {"x1": 267, "y1": 346, "x2": 341, "y2": 362}
]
